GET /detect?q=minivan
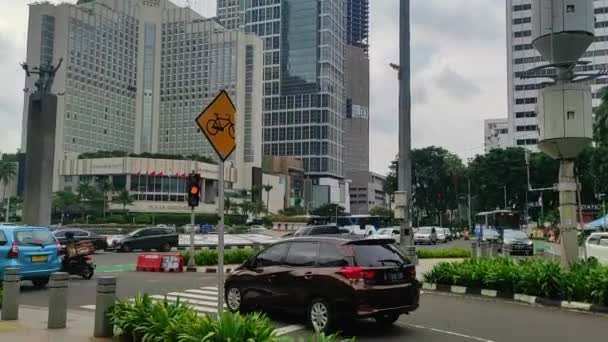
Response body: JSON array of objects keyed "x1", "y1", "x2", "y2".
[
  {"x1": 0, "y1": 225, "x2": 62, "y2": 288},
  {"x1": 224, "y1": 235, "x2": 420, "y2": 333}
]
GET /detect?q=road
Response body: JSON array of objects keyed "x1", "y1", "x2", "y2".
[
  {"x1": 16, "y1": 240, "x2": 606, "y2": 341},
  {"x1": 416, "y1": 238, "x2": 471, "y2": 250}
]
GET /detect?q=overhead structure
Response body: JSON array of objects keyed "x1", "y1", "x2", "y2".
[{"x1": 526, "y1": 0, "x2": 596, "y2": 268}]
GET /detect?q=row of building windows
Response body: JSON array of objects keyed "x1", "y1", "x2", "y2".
[
  {"x1": 516, "y1": 125, "x2": 538, "y2": 132},
  {"x1": 515, "y1": 97, "x2": 537, "y2": 105},
  {"x1": 513, "y1": 17, "x2": 531, "y2": 25},
  {"x1": 517, "y1": 138, "x2": 538, "y2": 146},
  {"x1": 514, "y1": 55, "x2": 544, "y2": 65},
  {"x1": 515, "y1": 83, "x2": 544, "y2": 91},
  {"x1": 516, "y1": 111, "x2": 537, "y2": 118},
  {"x1": 513, "y1": 4, "x2": 532, "y2": 12},
  {"x1": 513, "y1": 30, "x2": 531, "y2": 38}
]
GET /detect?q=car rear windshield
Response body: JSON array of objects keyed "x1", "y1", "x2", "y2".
[
  {"x1": 418, "y1": 228, "x2": 433, "y2": 234},
  {"x1": 0, "y1": 231, "x2": 7, "y2": 246},
  {"x1": 14, "y1": 229, "x2": 56, "y2": 246},
  {"x1": 352, "y1": 244, "x2": 410, "y2": 267}
]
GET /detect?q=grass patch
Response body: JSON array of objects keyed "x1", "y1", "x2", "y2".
[{"x1": 417, "y1": 248, "x2": 470, "y2": 259}]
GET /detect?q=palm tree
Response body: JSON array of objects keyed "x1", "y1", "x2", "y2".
[
  {"x1": 53, "y1": 191, "x2": 79, "y2": 224},
  {"x1": 96, "y1": 177, "x2": 112, "y2": 218},
  {"x1": 115, "y1": 189, "x2": 134, "y2": 213},
  {"x1": 251, "y1": 200, "x2": 265, "y2": 218},
  {"x1": 239, "y1": 201, "x2": 253, "y2": 217},
  {"x1": 263, "y1": 184, "x2": 273, "y2": 214},
  {"x1": 77, "y1": 181, "x2": 95, "y2": 219},
  {"x1": 0, "y1": 161, "x2": 17, "y2": 223},
  {"x1": 224, "y1": 198, "x2": 233, "y2": 214}
]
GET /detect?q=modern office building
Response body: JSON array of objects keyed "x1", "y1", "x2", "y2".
[
  {"x1": 346, "y1": 0, "x2": 369, "y2": 51},
  {"x1": 22, "y1": 0, "x2": 264, "y2": 191},
  {"x1": 506, "y1": 0, "x2": 608, "y2": 149},
  {"x1": 348, "y1": 171, "x2": 387, "y2": 215},
  {"x1": 484, "y1": 118, "x2": 510, "y2": 153},
  {"x1": 216, "y1": 0, "x2": 351, "y2": 210}
]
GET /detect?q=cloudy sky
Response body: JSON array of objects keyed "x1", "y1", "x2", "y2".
[{"x1": 0, "y1": 0, "x2": 507, "y2": 175}]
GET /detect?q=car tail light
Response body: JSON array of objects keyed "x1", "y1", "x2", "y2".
[
  {"x1": 338, "y1": 267, "x2": 376, "y2": 280},
  {"x1": 8, "y1": 242, "x2": 19, "y2": 259},
  {"x1": 406, "y1": 266, "x2": 416, "y2": 278},
  {"x1": 84, "y1": 255, "x2": 93, "y2": 260},
  {"x1": 56, "y1": 240, "x2": 61, "y2": 255}
]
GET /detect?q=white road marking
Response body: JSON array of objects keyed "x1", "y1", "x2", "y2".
[
  {"x1": 274, "y1": 324, "x2": 306, "y2": 336},
  {"x1": 80, "y1": 304, "x2": 96, "y2": 310},
  {"x1": 399, "y1": 323, "x2": 496, "y2": 342}
]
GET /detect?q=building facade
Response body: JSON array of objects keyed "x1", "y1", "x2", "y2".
[
  {"x1": 216, "y1": 0, "x2": 351, "y2": 211},
  {"x1": 22, "y1": 0, "x2": 263, "y2": 191},
  {"x1": 506, "y1": 0, "x2": 608, "y2": 149},
  {"x1": 484, "y1": 118, "x2": 510, "y2": 153},
  {"x1": 348, "y1": 171, "x2": 387, "y2": 215}
]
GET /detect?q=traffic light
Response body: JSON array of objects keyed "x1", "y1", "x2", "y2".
[{"x1": 187, "y1": 173, "x2": 201, "y2": 208}]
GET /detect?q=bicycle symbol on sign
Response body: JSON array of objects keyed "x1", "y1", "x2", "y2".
[{"x1": 206, "y1": 113, "x2": 235, "y2": 139}]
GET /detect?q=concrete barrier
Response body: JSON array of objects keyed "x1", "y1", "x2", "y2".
[
  {"x1": 48, "y1": 272, "x2": 69, "y2": 329},
  {"x1": 1, "y1": 268, "x2": 20, "y2": 321},
  {"x1": 94, "y1": 276, "x2": 117, "y2": 337}
]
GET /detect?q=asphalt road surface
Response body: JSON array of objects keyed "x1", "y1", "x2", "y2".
[
  {"x1": 17, "y1": 263, "x2": 606, "y2": 342},
  {"x1": 416, "y1": 238, "x2": 471, "y2": 250}
]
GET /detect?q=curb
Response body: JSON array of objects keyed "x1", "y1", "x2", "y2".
[
  {"x1": 183, "y1": 265, "x2": 239, "y2": 273},
  {"x1": 176, "y1": 244, "x2": 270, "y2": 251},
  {"x1": 422, "y1": 282, "x2": 608, "y2": 314}
]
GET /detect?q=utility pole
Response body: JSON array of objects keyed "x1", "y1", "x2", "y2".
[
  {"x1": 467, "y1": 178, "x2": 472, "y2": 230},
  {"x1": 397, "y1": 0, "x2": 413, "y2": 250},
  {"x1": 503, "y1": 186, "x2": 507, "y2": 209}
]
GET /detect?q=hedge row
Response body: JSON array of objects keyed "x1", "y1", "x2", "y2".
[{"x1": 416, "y1": 248, "x2": 470, "y2": 259}]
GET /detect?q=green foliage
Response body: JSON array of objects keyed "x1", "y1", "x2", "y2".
[
  {"x1": 279, "y1": 206, "x2": 306, "y2": 216},
  {"x1": 312, "y1": 203, "x2": 346, "y2": 217},
  {"x1": 423, "y1": 258, "x2": 608, "y2": 305},
  {"x1": 268, "y1": 214, "x2": 308, "y2": 223},
  {"x1": 115, "y1": 189, "x2": 134, "y2": 212},
  {"x1": 182, "y1": 248, "x2": 256, "y2": 266},
  {"x1": 368, "y1": 207, "x2": 393, "y2": 217},
  {"x1": 416, "y1": 248, "x2": 470, "y2": 259},
  {"x1": 78, "y1": 150, "x2": 217, "y2": 164},
  {"x1": 53, "y1": 191, "x2": 79, "y2": 212},
  {"x1": 593, "y1": 86, "x2": 608, "y2": 146}
]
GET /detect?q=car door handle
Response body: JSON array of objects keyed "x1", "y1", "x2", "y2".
[{"x1": 304, "y1": 272, "x2": 313, "y2": 280}]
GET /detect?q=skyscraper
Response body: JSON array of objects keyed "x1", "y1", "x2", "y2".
[
  {"x1": 22, "y1": 0, "x2": 264, "y2": 190},
  {"x1": 506, "y1": 0, "x2": 608, "y2": 149},
  {"x1": 217, "y1": 0, "x2": 350, "y2": 210}
]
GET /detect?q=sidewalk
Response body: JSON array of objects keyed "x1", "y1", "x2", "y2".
[{"x1": 0, "y1": 305, "x2": 111, "y2": 342}]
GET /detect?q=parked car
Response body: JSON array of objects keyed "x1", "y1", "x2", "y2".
[
  {"x1": 0, "y1": 225, "x2": 62, "y2": 288},
  {"x1": 111, "y1": 227, "x2": 178, "y2": 252},
  {"x1": 435, "y1": 228, "x2": 449, "y2": 243},
  {"x1": 586, "y1": 232, "x2": 608, "y2": 264},
  {"x1": 224, "y1": 235, "x2": 419, "y2": 333},
  {"x1": 293, "y1": 225, "x2": 348, "y2": 237},
  {"x1": 375, "y1": 227, "x2": 401, "y2": 244},
  {"x1": 250, "y1": 225, "x2": 270, "y2": 235},
  {"x1": 502, "y1": 229, "x2": 533, "y2": 256},
  {"x1": 414, "y1": 227, "x2": 437, "y2": 245},
  {"x1": 52, "y1": 229, "x2": 108, "y2": 251}
]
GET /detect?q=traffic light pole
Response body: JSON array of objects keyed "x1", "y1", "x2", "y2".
[
  {"x1": 187, "y1": 207, "x2": 196, "y2": 271},
  {"x1": 217, "y1": 160, "x2": 225, "y2": 314}
]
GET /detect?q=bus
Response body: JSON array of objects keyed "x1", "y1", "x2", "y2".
[{"x1": 475, "y1": 210, "x2": 521, "y2": 235}]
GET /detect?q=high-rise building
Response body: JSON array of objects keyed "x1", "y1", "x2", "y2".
[
  {"x1": 484, "y1": 118, "x2": 510, "y2": 153},
  {"x1": 506, "y1": 0, "x2": 608, "y2": 149},
  {"x1": 216, "y1": 0, "x2": 241, "y2": 30},
  {"x1": 22, "y1": 0, "x2": 264, "y2": 190},
  {"x1": 346, "y1": 0, "x2": 369, "y2": 51},
  {"x1": 217, "y1": 0, "x2": 350, "y2": 211}
]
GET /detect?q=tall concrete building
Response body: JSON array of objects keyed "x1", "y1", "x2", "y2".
[
  {"x1": 506, "y1": 0, "x2": 608, "y2": 149},
  {"x1": 216, "y1": 0, "x2": 351, "y2": 211},
  {"x1": 22, "y1": 0, "x2": 264, "y2": 190},
  {"x1": 484, "y1": 118, "x2": 510, "y2": 153}
]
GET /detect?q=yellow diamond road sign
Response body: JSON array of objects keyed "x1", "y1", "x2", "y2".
[{"x1": 196, "y1": 90, "x2": 237, "y2": 161}]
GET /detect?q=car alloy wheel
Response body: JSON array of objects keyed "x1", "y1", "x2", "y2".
[
  {"x1": 309, "y1": 299, "x2": 330, "y2": 333},
  {"x1": 227, "y1": 287, "x2": 242, "y2": 312}
]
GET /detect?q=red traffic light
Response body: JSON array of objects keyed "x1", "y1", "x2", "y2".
[{"x1": 190, "y1": 185, "x2": 200, "y2": 195}]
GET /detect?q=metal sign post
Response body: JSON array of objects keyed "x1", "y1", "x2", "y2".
[
  {"x1": 187, "y1": 207, "x2": 196, "y2": 271},
  {"x1": 217, "y1": 161, "x2": 225, "y2": 313},
  {"x1": 195, "y1": 90, "x2": 237, "y2": 315}
]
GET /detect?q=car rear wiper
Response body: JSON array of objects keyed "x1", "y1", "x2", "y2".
[{"x1": 24, "y1": 241, "x2": 45, "y2": 248}]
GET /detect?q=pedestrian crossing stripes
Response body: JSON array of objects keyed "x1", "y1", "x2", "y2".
[{"x1": 80, "y1": 286, "x2": 224, "y2": 314}]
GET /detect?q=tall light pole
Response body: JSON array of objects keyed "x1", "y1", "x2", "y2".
[
  {"x1": 502, "y1": 186, "x2": 507, "y2": 209},
  {"x1": 396, "y1": 0, "x2": 413, "y2": 250},
  {"x1": 467, "y1": 178, "x2": 472, "y2": 230}
]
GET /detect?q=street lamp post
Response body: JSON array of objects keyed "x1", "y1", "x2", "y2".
[
  {"x1": 502, "y1": 186, "x2": 507, "y2": 209},
  {"x1": 468, "y1": 178, "x2": 472, "y2": 230}
]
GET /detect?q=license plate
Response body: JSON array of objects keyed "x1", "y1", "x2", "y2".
[
  {"x1": 31, "y1": 255, "x2": 48, "y2": 262},
  {"x1": 385, "y1": 272, "x2": 405, "y2": 282}
]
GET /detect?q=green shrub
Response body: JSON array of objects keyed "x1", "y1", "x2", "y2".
[
  {"x1": 181, "y1": 248, "x2": 256, "y2": 266},
  {"x1": 416, "y1": 248, "x2": 470, "y2": 259},
  {"x1": 423, "y1": 258, "x2": 608, "y2": 305}
]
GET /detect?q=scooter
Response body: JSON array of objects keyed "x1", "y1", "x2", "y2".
[{"x1": 62, "y1": 254, "x2": 95, "y2": 280}]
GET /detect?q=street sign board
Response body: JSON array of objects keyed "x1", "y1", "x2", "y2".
[{"x1": 195, "y1": 90, "x2": 237, "y2": 161}]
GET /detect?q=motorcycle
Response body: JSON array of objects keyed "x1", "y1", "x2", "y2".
[{"x1": 62, "y1": 254, "x2": 95, "y2": 280}]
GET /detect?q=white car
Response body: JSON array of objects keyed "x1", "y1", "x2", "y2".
[
  {"x1": 436, "y1": 228, "x2": 449, "y2": 243},
  {"x1": 375, "y1": 227, "x2": 401, "y2": 244},
  {"x1": 586, "y1": 232, "x2": 608, "y2": 264}
]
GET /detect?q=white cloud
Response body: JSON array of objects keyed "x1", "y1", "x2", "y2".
[{"x1": 0, "y1": 0, "x2": 507, "y2": 176}]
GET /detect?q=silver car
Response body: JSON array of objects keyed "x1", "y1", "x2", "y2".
[{"x1": 414, "y1": 227, "x2": 437, "y2": 245}]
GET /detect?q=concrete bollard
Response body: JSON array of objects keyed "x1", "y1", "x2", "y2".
[
  {"x1": 94, "y1": 276, "x2": 117, "y2": 338},
  {"x1": 470, "y1": 241, "x2": 478, "y2": 259},
  {"x1": 536, "y1": 248, "x2": 545, "y2": 259},
  {"x1": 48, "y1": 272, "x2": 69, "y2": 329},
  {"x1": 252, "y1": 242, "x2": 261, "y2": 252},
  {"x1": 489, "y1": 243, "x2": 500, "y2": 257},
  {"x1": 1, "y1": 268, "x2": 20, "y2": 321},
  {"x1": 480, "y1": 241, "x2": 490, "y2": 258}
]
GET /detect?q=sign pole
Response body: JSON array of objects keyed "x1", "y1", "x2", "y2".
[
  {"x1": 187, "y1": 207, "x2": 196, "y2": 271},
  {"x1": 217, "y1": 160, "x2": 225, "y2": 314}
]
